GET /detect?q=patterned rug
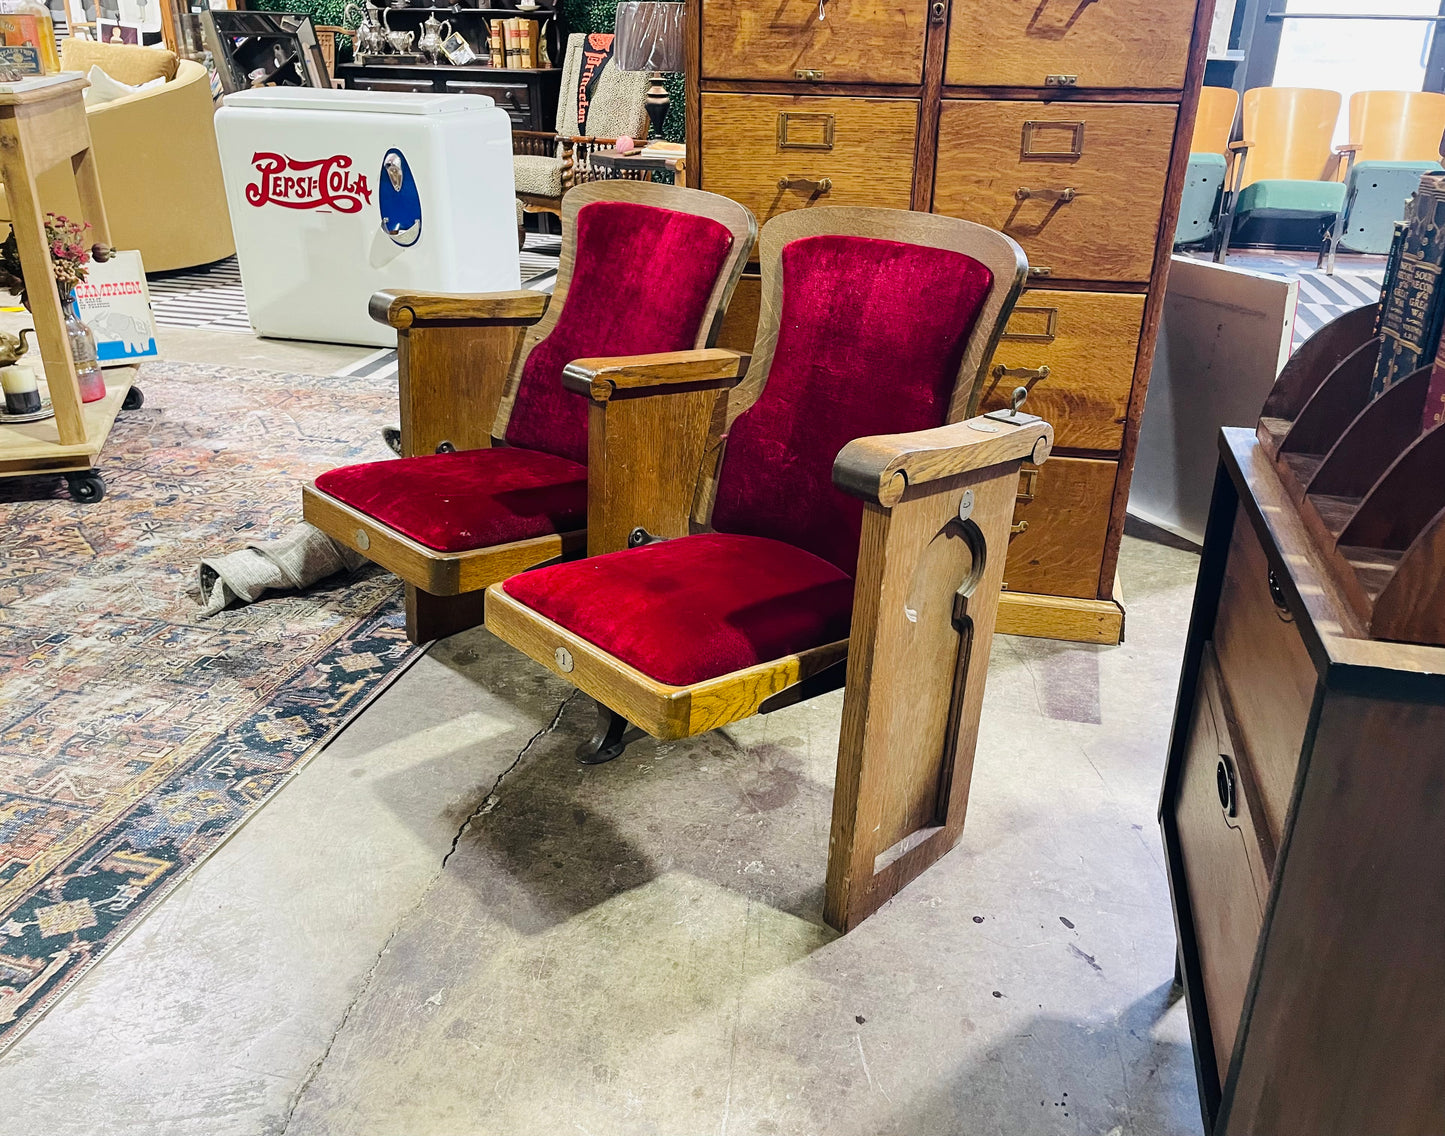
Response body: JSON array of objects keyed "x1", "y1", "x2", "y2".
[{"x1": 0, "y1": 360, "x2": 419, "y2": 1054}]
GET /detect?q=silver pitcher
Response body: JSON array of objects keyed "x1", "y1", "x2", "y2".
[
  {"x1": 417, "y1": 14, "x2": 450, "y2": 63},
  {"x1": 343, "y1": 1, "x2": 385, "y2": 58}
]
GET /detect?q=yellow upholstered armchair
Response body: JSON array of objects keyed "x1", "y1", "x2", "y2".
[{"x1": 9, "y1": 43, "x2": 235, "y2": 272}]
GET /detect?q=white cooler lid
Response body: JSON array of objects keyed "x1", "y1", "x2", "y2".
[{"x1": 221, "y1": 88, "x2": 493, "y2": 114}]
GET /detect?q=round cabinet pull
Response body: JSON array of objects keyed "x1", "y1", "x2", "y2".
[
  {"x1": 1267, "y1": 568, "x2": 1294, "y2": 622},
  {"x1": 1216, "y1": 756, "x2": 1237, "y2": 818}
]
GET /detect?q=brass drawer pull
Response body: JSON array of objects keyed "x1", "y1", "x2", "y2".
[
  {"x1": 778, "y1": 175, "x2": 832, "y2": 194},
  {"x1": 794, "y1": 68, "x2": 825, "y2": 81},
  {"x1": 1022, "y1": 120, "x2": 1086, "y2": 159},
  {"x1": 1028, "y1": 266, "x2": 1053, "y2": 278},
  {"x1": 1045, "y1": 74, "x2": 1078, "y2": 87},
  {"x1": 1010, "y1": 520, "x2": 1030, "y2": 536},
  {"x1": 1016, "y1": 186, "x2": 1076, "y2": 203},
  {"x1": 777, "y1": 111, "x2": 835, "y2": 150},
  {"x1": 992, "y1": 363, "x2": 1050, "y2": 384}
]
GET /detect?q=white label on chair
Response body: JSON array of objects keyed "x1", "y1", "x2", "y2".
[
  {"x1": 554, "y1": 647, "x2": 574, "y2": 672},
  {"x1": 355, "y1": 529, "x2": 370, "y2": 550}
]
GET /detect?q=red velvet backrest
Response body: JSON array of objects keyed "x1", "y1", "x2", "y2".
[
  {"x1": 504, "y1": 200, "x2": 736, "y2": 464},
  {"x1": 709, "y1": 234, "x2": 995, "y2": 575}
]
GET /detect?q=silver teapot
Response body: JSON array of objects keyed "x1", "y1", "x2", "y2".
[
  {"x1": 343, "y1": 1, "x2": 385, "y2": 58},
  {"x1": 417, "y1": 14, "x2": 450, "y2": 63},
  {"x1": 379, "y1": 8, "x2": 414, "y2": 55}
]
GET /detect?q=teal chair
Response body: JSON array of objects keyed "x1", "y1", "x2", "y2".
[
  {"x1": 1175, "y1": 86, "x2": 1237, "y2": 248},
  {"x1": 1339, "y1": 160, "x2": 1442, "y2": 253},
  {"x1": 1216, "y1": 87, "x2": 1345, "y2": 265}
]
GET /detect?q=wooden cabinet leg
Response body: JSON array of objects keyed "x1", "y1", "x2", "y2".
[{"x1": 404, "y1": 584, "x2": 487, "y2": 645}]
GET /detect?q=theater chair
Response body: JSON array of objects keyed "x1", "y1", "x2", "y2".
[
  {"x1": 484, "y1": 207, "x2": 1053, "y2": 930},
  {"x1": 301, "y1": 181, "x2": 756, "y2": 644}
]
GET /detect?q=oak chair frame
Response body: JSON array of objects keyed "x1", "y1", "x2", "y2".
[
  {"x1": 301, "y1": 179, "x2": 756, "y2": 644},
  {"x1": 484, "y1": 207, "x2": 1051, "y2": 929}
]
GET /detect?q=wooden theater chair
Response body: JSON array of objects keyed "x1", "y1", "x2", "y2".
[
  {"x1": 301, "y1": 181, "x2": 755, "y2": 644},
  {"x1": 484, "y1": 207, "x2": 1053, "y2": 930}
]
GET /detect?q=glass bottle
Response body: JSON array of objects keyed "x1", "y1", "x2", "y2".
[
  {"x1": 62, "y1": 292, "x2": 106, "y2": 404},
  {"x1": 0, "y1": 0, "x2": 61, "y2": 76}
]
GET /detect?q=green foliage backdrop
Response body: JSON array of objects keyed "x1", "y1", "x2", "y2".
[{"x1": 254, "y1": 0, "x2": 685, "y2": 143}]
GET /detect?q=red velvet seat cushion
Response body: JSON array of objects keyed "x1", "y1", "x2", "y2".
[
  {"x1": 315, "y1": 447, "x2": 586, "y2": 554},
  {"x1": 501, "y1": 532, "x2": 854, "y2": 686},
  {"x1": 710, "y1": 233, "x2": 995, "y2": 575},
  {"x1": 503, "y1": 200, "x2": 736, "y2": 465}
]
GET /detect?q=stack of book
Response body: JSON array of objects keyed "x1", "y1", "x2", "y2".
[{"x1": 490, "y1": 18, "x2": 542, "y2": 68}]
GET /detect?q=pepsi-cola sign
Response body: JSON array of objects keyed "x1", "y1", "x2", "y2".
[{"x1": 245, "y1": 153, "x2": 373, "y2": 212}]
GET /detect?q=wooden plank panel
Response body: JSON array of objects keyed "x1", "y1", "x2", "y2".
[
  {"x1": 701, "y1": 0, "x2": 928, "y2": 85},
  {"x1": 945, "y1": 0, "x2": 1198, "y2": 90},
  {"x1": 700, "y1": 93, "x2": 917, "y2": 222},
  {"x1": 978, "y1": 289, "x2": 1145, "y2": 453},
  {"x1": 933, "y1": 101, "x2": 1178, "y2": 283}
]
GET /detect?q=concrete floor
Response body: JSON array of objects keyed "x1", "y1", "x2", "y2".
[{"x1": 0, "y1": 330, "x2": 1206, "y2": 1136}]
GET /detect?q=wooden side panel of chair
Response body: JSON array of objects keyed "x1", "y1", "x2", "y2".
[
  {"x1": 490, "y1": 179, "x2": 758, "y2": 441},
  {"x1": 1193, "y1": 86, "x2": 1239, "y2": 157},
  {"x1": 1241, "y1": 87, "x2": 1342, "y2": 186},
  {"x1": 824, "y1": 459, "x2": 1024, "y2": 931},
  {"x1": 691, "y1": 206, "x2": 1028, "y2": 526},
  {"x1": 1350, "y1": 90, "x2": 1445, "y2": 164}
]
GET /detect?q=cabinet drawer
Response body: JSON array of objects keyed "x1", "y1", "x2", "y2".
[
  {"x1": 1003, "y1": 455, "x2": 1115, "y2": 599},
  {"x1": 1175, "y1": 645, "x2": 1271, "y2": 1080},
  {"x1": 351, "y1": 76, "x2": 435, "y2": 93},
  {"x1": 933, "y1": 101, "x2": 1177, "y2": 283},
  {"x1": 700, "y1": 94, "x2": 917, "y2": 222},
  {"x1": 445, "y1": 80, "x2": 532, "y2": 126},
  {"x1": 701, "y1": 0, "x2": 927, "y2": 84},
  {"x1": 946, "y1": 0, "x2": 1197, "y2": 90},
  {"x1": 979, "y1": 289, "x2": 1145, "y2": 453},
  {"x1": 1213, "y1": 511, "x2": 1316, "y2": 847}
]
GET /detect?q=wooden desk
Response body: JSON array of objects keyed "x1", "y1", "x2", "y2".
[{"x1": 0, "y1": 74, "x2": 136, "y2": 502}]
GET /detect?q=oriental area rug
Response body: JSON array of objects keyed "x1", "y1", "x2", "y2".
[{"x1": 0, "y1": 360, "x2": 419, "y2": 1054}]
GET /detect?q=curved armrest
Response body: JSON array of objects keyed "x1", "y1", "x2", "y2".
[
  {"x1": 369, "y1": 289, "x2": 550, "y2": 330},
  {"x1": 562, "y1": 349, "x2": 750, "y2": 401},
  {"x1": 1227, "y1": 140, "x2": 1250, "y2": 153},
  {"x1": 834, "y1": 415, "x2": 1053, "y2": 507},
  {"x1": 1334, "y1": 143, "x2": 1362, "y2": 154}
]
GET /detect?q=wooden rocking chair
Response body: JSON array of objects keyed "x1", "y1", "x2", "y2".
[
  {"x1": 484, "y1": 207, "x2": 1052, "y2": 930},
  {"x1": 301, "y1": 180, "x2": 755, "y2": 644}
]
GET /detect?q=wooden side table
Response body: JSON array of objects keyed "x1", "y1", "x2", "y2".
[{"x1": 0, "y1": 74, "x2": 137, "y2": 502}]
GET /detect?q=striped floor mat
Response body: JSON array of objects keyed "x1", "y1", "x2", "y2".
[
  {"x1": 147, "y1": 236, "x2": 562, "y2": 339},
  {"x1": 1290, "y1": 267, "x2": 1385, "y2": 352}
]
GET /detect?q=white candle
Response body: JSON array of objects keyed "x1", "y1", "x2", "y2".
[{"x1": 2, "y1": 365, "x2": 41, "y2": 414}]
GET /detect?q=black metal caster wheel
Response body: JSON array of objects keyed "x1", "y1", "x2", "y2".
[
  {"x1": 122, "y1": 386, "x2": 145, "y2": 411},
  {"x1": 65, "y1": 470, "x2": 106, "y2": 503}
]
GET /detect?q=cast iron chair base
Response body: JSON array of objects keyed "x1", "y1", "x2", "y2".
[{"x1": 577, "y1": 699, "x2": 631, "y2": 764}]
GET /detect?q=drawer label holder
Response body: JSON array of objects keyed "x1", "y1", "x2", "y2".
[{"x1": 777, "y1": 111, "x2": 835, "y2": 150}]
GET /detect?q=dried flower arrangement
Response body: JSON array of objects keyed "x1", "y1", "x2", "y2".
[{"x1": 0, "y1": 213, "x2": 112, "y2": 307}]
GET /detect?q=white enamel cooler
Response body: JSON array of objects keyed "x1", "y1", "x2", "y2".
[{"x1": 215, "y1": 88, "x2": 518, "y2": 347}]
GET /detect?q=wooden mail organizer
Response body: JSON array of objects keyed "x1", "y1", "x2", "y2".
[{"x1": 1160, "y1": 308, "x2": 1445, "y2": 1135}]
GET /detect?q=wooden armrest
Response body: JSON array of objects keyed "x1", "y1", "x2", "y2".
[
  {"x1": 834, "y1": 414, "x2": 1054, "y2": 507},
  {"x1": 1228, "y1": 140, "x2": 1251, "y2": 152},
  {"x1": 370, "y1": 289, "x2": 550, "y2": 330},
  {"x1": 562, "y1": 349, "x2": 750, "y2": 401},
  {"x1": 1335, "y1": 143, "x2": 1363, "y2": 154}
]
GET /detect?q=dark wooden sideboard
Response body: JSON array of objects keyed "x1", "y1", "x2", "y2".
[
  {"x1": 1161, "y1": 427, "x2": 1445, "y2": 1135},
  {"x1": 684, "y1": 0, "x2": 1214, "y2": 644},
  {"x1": 337, "y1": 61, "x2": 561, "y2": 132}
]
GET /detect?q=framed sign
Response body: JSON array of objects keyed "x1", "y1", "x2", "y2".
[{"x1": 72, "y1": 250, "x2": 161, "y2": 367}]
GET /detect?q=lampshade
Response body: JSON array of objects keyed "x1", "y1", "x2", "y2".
[{"x1": 613, "y1": 2, "x2": 685, "y2": 73}]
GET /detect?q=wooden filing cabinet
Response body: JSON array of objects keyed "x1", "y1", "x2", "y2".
[
  {"x1": 686, "y1": 0, "x2": 1214, "y2": 644},
  {"x1": 1162, "y1": 428, "x2": 1445, "y2": 1135}
]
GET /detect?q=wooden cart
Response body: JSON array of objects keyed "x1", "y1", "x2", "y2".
[{"x1": 0, "y1": 74, "x2": 141, "y2": 503}]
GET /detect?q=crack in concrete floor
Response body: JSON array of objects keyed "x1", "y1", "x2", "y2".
[{"x1": 275, "y1": 690, "x2": 579, "y2": 1136}]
